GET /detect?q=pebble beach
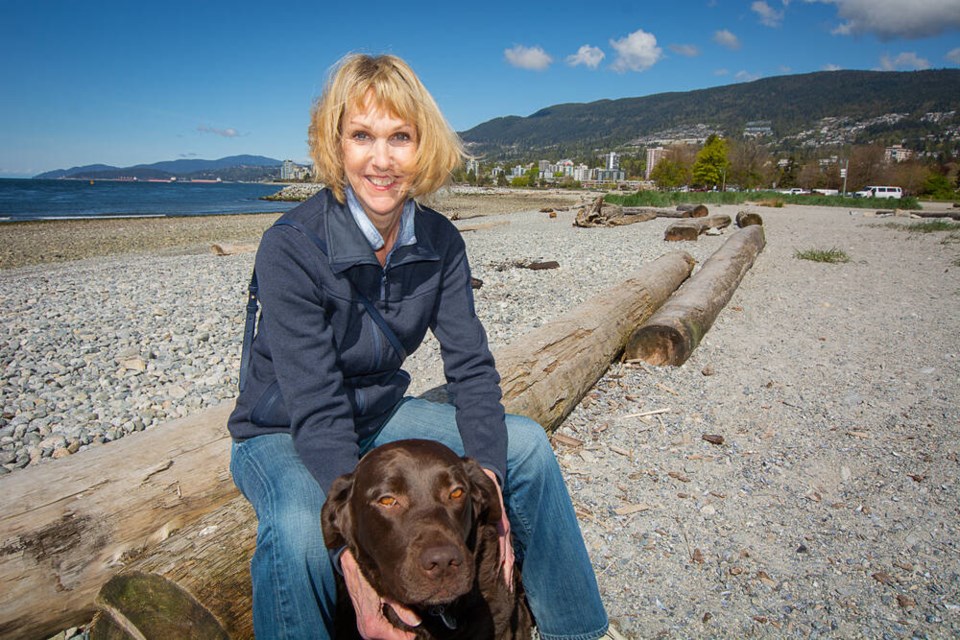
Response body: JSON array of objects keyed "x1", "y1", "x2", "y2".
[{"x1": 2, "y1": 188, "x2": 959, "y2": 638}]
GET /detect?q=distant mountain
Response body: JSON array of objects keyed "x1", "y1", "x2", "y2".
[
  {"x1": 34, "y1": 155, "x2": 283, "y2": 180},
  {"x1": 460, "y1": 69, "x2": 960, "y2": 161},
  {"x1": 35, "y1": 164, "x2": 119, "y2": 179}
]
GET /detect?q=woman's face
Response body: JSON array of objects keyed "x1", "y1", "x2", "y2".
[{"x1": 340, "y1": 100, "x2": 419, "y2": 232}]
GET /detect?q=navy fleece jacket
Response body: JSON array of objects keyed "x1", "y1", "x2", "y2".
[{"x1": 227, "y1": 188, "x2": 507, "y2": 492}]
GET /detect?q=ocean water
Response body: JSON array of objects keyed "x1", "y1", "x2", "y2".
[{"x1": 0, "y1": 178, "x2": 298, "y2": 221}]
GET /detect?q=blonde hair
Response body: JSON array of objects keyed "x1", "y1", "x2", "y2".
[{"x1": 308, "y1": 54, "x2": 465, "y2": 202}]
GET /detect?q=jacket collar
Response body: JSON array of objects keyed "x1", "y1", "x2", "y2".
[{"x1": 320, "y1": 188, "x2": 439, "y2": 275}]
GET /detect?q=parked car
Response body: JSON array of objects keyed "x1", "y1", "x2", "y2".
[
  {"x1": 854, "y1": 186, "x2": 903, "y2": 199},
  {"x1": 780, "y1": 188, "x2": 810, "y2": 195}
]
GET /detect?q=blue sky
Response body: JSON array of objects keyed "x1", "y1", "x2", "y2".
[{"x1": 2, "y1": 0, "x2": 959, "y2": 177}]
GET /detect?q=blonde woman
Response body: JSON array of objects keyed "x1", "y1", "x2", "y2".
[{"x1": 229, "y1": 54, "x2": 615, "y2": 640}]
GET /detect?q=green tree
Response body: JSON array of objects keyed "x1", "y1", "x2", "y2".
[
  {"x1": 650, "y1": 158, "x2": 689, "y2": 190},
  {"x1": 920, "y1": 171, "x2": 954, "y2": 199},
  {"x1": 692, "y1": 135, "x2": 729, "y2": 189}
]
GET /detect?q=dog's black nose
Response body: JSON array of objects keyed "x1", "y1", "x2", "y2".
[{"x1": 419, "y1": 544, "x2": 464, "y2": 574}]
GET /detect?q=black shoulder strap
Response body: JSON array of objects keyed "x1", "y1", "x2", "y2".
[{"x1": 238, "y1": 219, "x2": 406, "y2": 392}]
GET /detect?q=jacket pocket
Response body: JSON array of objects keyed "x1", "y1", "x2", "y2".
[{"x1": 250, "y1": 380, "x2": 290, "y2": 427}]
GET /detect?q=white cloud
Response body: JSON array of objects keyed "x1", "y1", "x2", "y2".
[
  {"x1": 879, "y1": 51, "x2": 931, "y2": 70},
  {"x1": 946, "y1": 47, "x2": 960, "y2": 64},
  {"x1": 609, "y1": 29, "x2": 663, "y2": 72},
  {"x1": 669, "y1": 43, "x2": 701, "y2": 57},
  {"x1": 566, "y1": 45, "x2": 605, "y2": 68},
  {"x1": 822, "y1": 63, "x2": 843, "y2": 71},
  {"x1": 713, "y1": 29, "x2": 742, "y2": 50},
  {"x1": 735, "y1": 70, "x2": 761, "y2": 82},
  {"x1": 197, "y1": 125, "x2": 239, "y2": 137},
  {"x1": 504, "y1": 45, "x2": 553, "y2": 71},
  {"x1": 714, "y1": 68, "x2": 730, "y2": 76},
  {"x1": 752, "y1": 1, "x2": 785, "y2": 27},
  {"x1": 815, "y1": 0, "x2": 960, "y2": 39}
]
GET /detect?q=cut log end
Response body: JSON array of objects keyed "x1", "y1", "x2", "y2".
[
  {"x1": 624, "y1": 326, "x2": 687, "y2": 366},
  {"x1": 736, "y1": 211, "x2": 764, "y2": 228},
  {"x1": 92, "y1": 572, "x2": 230, "y2": 640}
]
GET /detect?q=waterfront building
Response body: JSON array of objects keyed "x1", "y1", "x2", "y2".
[{"x1": 645, "y1": 147, "x2": 665, "y2": 179}]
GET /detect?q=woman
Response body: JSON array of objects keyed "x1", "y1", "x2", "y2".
[{"x1": 228, "y1": 53, "x2": 615, "y2": 640}]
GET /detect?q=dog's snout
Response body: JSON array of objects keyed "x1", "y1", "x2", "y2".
[{"x1": 419, "y1": 543, "x2": 464, "y2": 574}]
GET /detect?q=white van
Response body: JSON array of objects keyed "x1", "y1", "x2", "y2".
[{"x1": 855, "y1": 185, "x2": 902, "y2": 199}]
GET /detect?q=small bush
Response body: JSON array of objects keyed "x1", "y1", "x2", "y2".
[
  {"x1": 794, "y1": 247, "x2": 850, "y2": 264},
  {"x1": 904, "y1": 220, "x2": 960, "y2": 233}
]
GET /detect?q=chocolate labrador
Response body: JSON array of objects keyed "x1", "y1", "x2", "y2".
[{"x1": 322, "y1": 439, "x2": 532, "y2": 639}]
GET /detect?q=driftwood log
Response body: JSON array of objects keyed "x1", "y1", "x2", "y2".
[
  {"x1": 735, "y1": 211, "x2": 764, "y2": 227},
  {"x1": 625, "y1": 225, "x2": 766, "y2": 366},
  {"x1": 1, "y1": 252, "x2": 696, "y2": 640},
  {"x1": 574, "y1": 197, "x2": 659, "y2": 227},
  {"x1": 210, "y1": 243, "x2": 257, "y2": 256},
  {"x1": 664, "y1": 215, "x2": 732, "y2": 241},
  {"x1": 908, "y1": 210, "x2": 960, "y2": 221},
  {"x1": 676, "y1": 204, "x2": 709, "y2": 217},
  {"x1": 0, "y1": 404, "x2": 239, "y2": 640}
]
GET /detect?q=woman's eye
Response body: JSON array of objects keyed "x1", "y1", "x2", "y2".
[
  {"x1": 351, "y1": 131, "x2": 370, "y2": 141},
  {"x1": 377, "y1": 496, "x2": 398, "y2": 507},
  {"x1": 392, "y1": 131, "x2": 412, "y2": 143},
  {"x1": 449, "y1": 488, "x2": 464, "y2": 500}
]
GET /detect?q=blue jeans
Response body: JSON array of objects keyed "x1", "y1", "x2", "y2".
[{"x1": 230, "y1": 397, "x2": 609, "y2": 640}]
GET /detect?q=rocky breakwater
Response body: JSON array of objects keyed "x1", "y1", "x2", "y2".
[{"x1": 261, "y1": 183, "x2": 325, "y2": 202}]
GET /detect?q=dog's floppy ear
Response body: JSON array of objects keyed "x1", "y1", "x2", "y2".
[
  {"x1": 321, "y1": 472, "x2": 355, "y2": 550},
  {"x1": 463, "y1": 457, "x2": 502, "y2": 525}
]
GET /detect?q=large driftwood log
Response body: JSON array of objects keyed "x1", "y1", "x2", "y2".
[
  {"x1": 2, "y1": 252, "x2": 696, "y2": 640},
  {"x1": 664, "y1": 215, "x2": 732, "y2": 241},
  {"x1": 0, "y1": 404, "x2": 238, "y2": 640},
  {"x1": 625, "y1": 225, "x2": 766, "y2": 366}
]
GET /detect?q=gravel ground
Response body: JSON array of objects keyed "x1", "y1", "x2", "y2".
[{"x1": 3, "y1": 191, "x2": 959, "y2": 638}]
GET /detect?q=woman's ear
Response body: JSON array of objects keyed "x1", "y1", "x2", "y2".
[
  {"x1": 321, "y1": 472, "x2": 355, "y2": 549},
  {"x1": 463, "y1": 457, "x2": 502, "y2": 525}
]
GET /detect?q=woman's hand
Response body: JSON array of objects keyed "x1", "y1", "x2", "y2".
[
  {"x1": 482, "y1": 468, "x2": 515, "y2": 590},
  {"x1": 340, "y1": 549, "x2": 421, "y2": 639}
]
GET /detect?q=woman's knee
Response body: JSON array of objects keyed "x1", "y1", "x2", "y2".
[{"x1": 257, "y1": 500, "x2": 327, "y2": 562}]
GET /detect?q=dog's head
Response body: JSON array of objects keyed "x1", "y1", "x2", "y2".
[{"x1": 322, "y1": 439, "x2": 502, "y2": 607}]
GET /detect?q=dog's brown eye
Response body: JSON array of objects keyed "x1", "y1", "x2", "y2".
[
  {"x1": 449, "y1": 488, "x2": 464, "y2": 500},
  {"x1": 377, "y1": 496, "x2": 398, "y2": 507}
]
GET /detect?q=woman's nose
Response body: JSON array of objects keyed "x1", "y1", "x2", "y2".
[{"x1": 371, "y1": 138, "x2": 391, "y2": 169}]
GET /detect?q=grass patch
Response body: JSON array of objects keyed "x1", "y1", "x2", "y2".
[
  {"x1": 904, "y1": 220, "x2": 960, "y2": 233},
  {"x1": 794, "y1": 247, "x2": 851, "y2": 264}
]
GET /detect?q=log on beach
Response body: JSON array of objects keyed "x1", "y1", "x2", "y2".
[
  {"x1": 625, "y1": 225, "x2": 766, "y2": 366},
  {"x1": 676, "y1": 204, "x2": 709, "y2": 217},
  {"x1": 664, "y1": 215, "x2": 732, "y2": 241},
  {"x1": 88, "y1": 251, "x2": 696, "y2": 639},
  {"x1": 210, "y1": 242, "x2": 258, "y2": 256},
  {"x1": 908, "y1": 209, "x2": 960, "y2": 221},
  {"x1": 735, "y1": 211, "x2": 764, "y2": 227},
  {"x1": 2, "y1": 252, "x2": 696, "y2": 640},
  {"x1": 0, "y1": 404, "x2": 238, "y2": 640}
]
